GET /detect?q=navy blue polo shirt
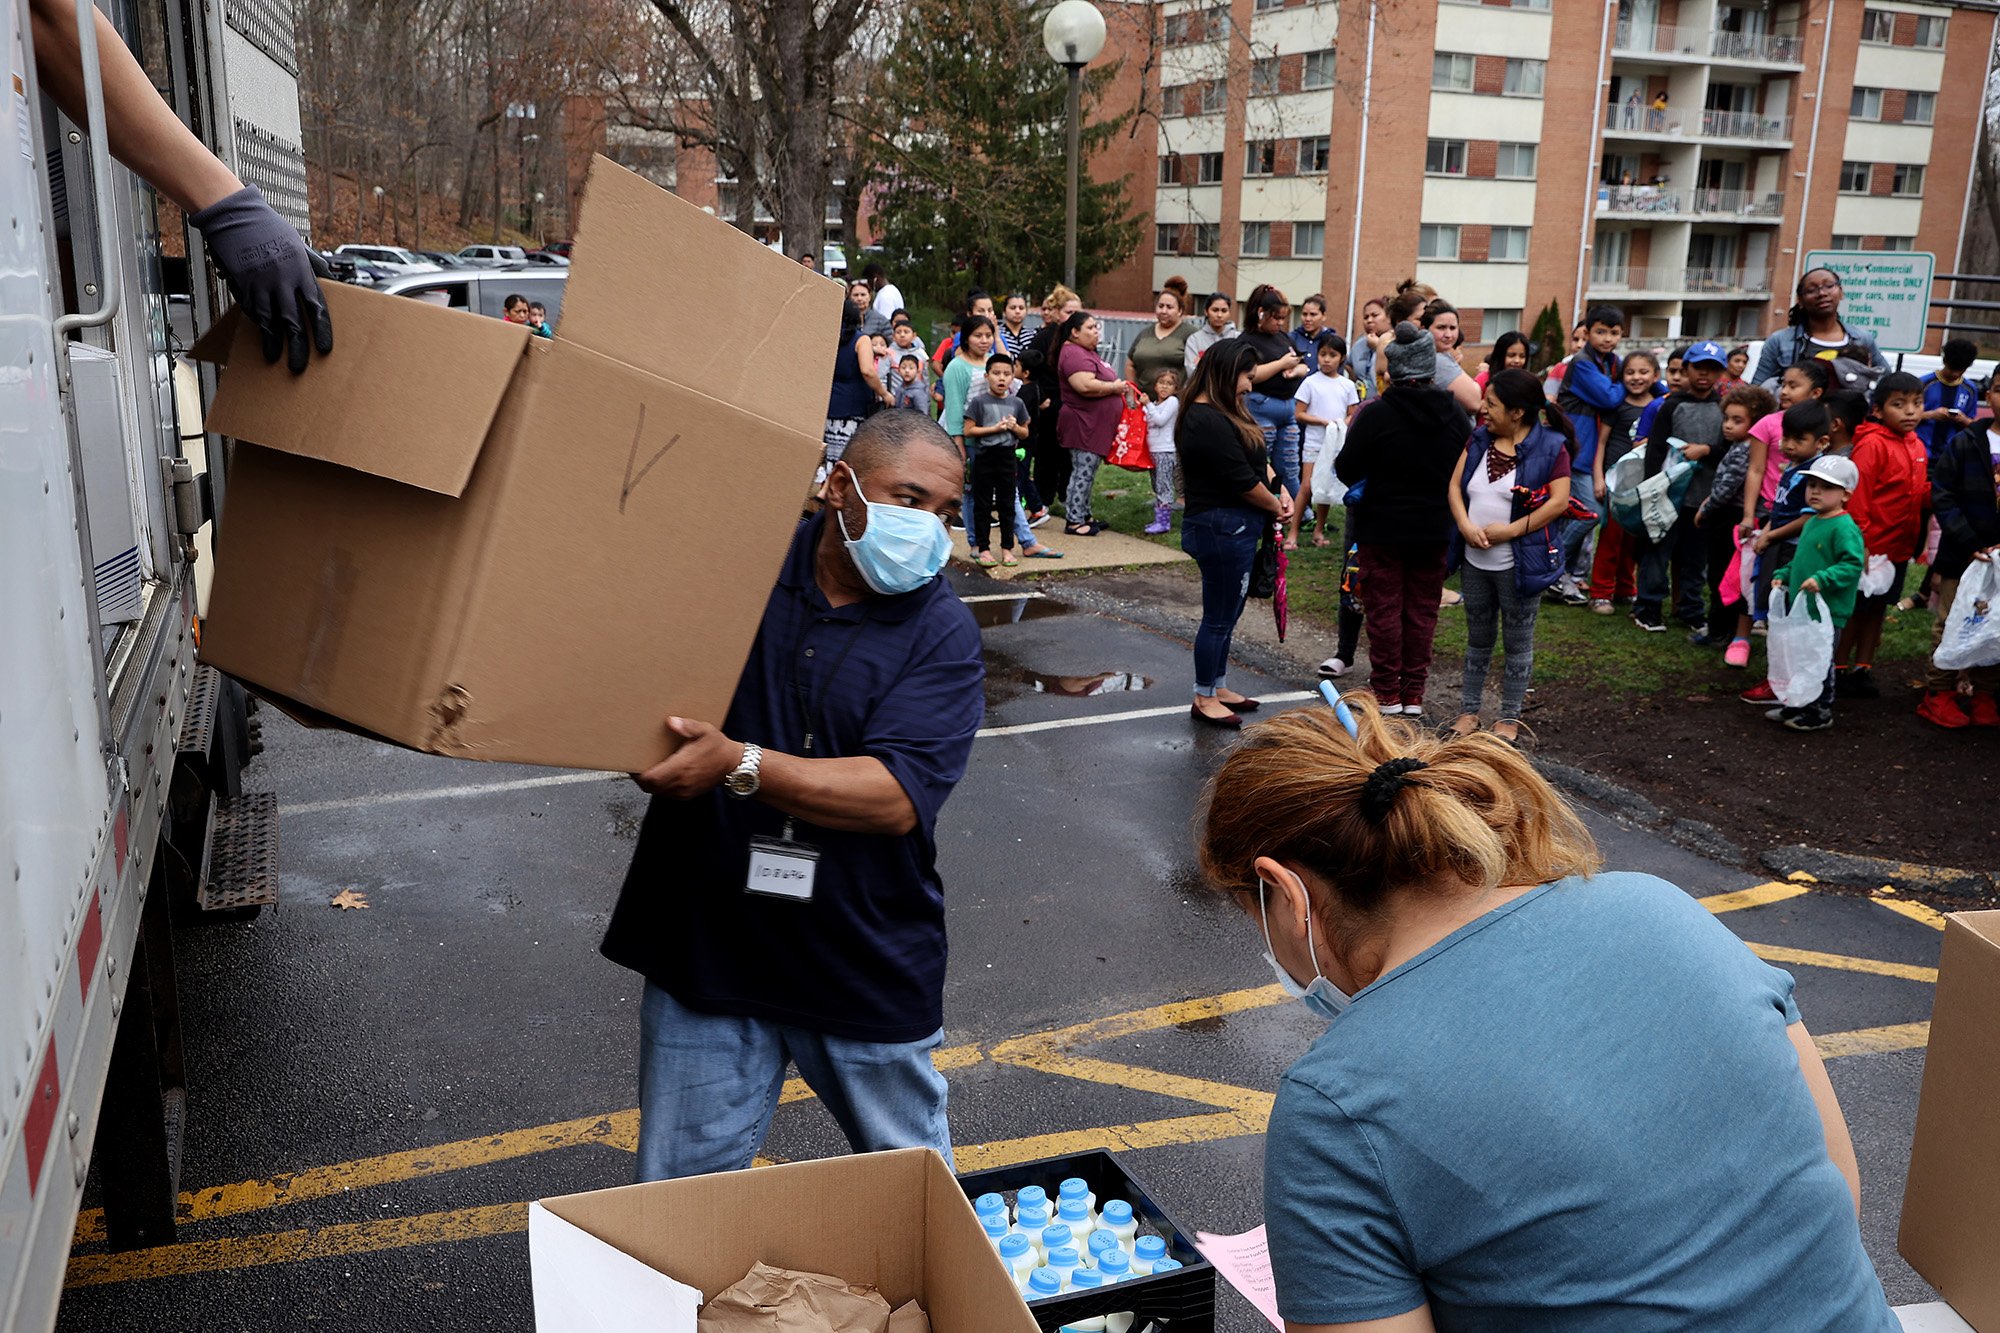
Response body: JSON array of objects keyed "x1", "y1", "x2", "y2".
[{"x1": 601, "y1": 512, "x2": 984, "y2": 1043}]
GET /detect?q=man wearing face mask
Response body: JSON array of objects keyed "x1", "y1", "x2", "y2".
[{"x1": 603, "y1": 410, "x2": 983, "y2": 1182}]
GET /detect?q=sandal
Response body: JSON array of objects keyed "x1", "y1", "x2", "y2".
[
  {"x1": 1282, "y1": 537, "x2": 1299, "y2": 552},
  {"x1": 1025, "y1": 546, "x2": 1065, "y2": 559},
  {"x1": 1491, "y1": 722, "x2": 1523, "y2": 747},
  {"x1": 1447, "y1": 713, "x2": 1480, "y2": 739},
  {"x1": 1063, "y1": 520, "x2": 1104, "y2": 537},
  {"x1": 976, "y1": 551, "x2": 999, "y2": 567},
  {"x1": 1001, "y1": 551, "x2": 1021, "y2": 567}
]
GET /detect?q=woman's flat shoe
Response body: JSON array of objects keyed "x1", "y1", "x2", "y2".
[
  {"x1": 1063, "y1": 521, "x2": 1104, "y2": 536},
  {"x1": 1190, "y1": 704, "x2": 1243, "y2": 729},
  {"x1": 1220, "y1": 697, "x2": 1261, "y2": 713}
]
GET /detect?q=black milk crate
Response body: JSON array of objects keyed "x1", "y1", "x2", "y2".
[{"x1": 957, "y1": 1149, "x2": 1217, "y2": 1332}]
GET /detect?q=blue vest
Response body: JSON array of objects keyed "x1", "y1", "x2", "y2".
[{"x1": 1450, "y1": 422, "x2": 1569, "y2": 596}]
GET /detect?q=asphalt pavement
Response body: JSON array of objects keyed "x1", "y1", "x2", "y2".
[{"x1": 56, "y1": 570, "x2": 1947, "y2": 1331}]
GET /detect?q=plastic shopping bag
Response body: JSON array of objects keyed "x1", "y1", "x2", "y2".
[
  {"x1": 1609, "y1": 443, "x2": 1692, "y2": 541},
  {"x1": 1766, "y1": 588, "x2": 1835, "y2": 708},
  {"x1": 1719, "y1": 529, "x2": 1749, "y2": 607},
  {"x1": 1934, "y1": 558, "x2": 2000, "y2": 671},
  {"x1": 1858, "y1": 553, "x2": 1894, "y2": 598},
  {"x1": 1311, "y1": 420, "x2": 1347, "y2": 506}
]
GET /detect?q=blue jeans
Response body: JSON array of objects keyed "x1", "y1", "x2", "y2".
[
  {"x1": 636, "y1": 982, "x2": 952, "y2": 1181},
  {"x1": 1246, "y1": 392, "x2": 1301, "y2": 498},
  {"x1": 1181, "y1": 506, "x2": 1263, "y2": 694}
]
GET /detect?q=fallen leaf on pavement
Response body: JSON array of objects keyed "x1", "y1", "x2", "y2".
[{"x1": 330, "y1": 888, "x2": 370, "y2": 910}]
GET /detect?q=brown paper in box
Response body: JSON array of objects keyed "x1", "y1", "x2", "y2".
[
  {"x1": 695, "y1": 1261, "x2": 902, "y2": 1333},
  {"x1": 1899, "y1": 911, "x2": 2000, "y2": 1331},
  {"x1": 190, "y1": 154, "x2": 845, "y2": 773}
]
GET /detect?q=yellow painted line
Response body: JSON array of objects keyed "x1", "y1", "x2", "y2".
[
  {"x1": 1026, "y1": 985, "x2": 1290, "y2": 1047},
  {"x1": 66, "y1": 1202, "x2": 527, "y2": 1289},
  {"x1": 1816, "y1": 1022, "x2": 1931, "y2": 1059},
  {"x1": 1699, "y1": 882, "x2": 1809, "y2": 914},
  {"x1": 1746, "y1": 942, "x2": 1938, "y2": 984},
  {"x1": 1872, "y1": 895, "x2": 1948, "y2": 931},
  {"x1": 952, "y1": 1109, "x2": 1269, "y2": 1173},
  {"x1": 992, "y1": 1044, "x2": 1275, "y2": 1117}
]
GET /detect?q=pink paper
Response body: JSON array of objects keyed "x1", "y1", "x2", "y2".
[{"x1": 1194, "y1": 1225, "x2": 1283, "y2": 1329}]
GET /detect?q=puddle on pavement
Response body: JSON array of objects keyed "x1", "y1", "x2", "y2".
[
  {"x1": 966, "y1": 595, "x2": 1075, "y2": 629},
  {"x1": 1016, "y1": 669, "x2": 1154, "y2": 697}
]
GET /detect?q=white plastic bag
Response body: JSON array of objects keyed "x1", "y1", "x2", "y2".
[
  {"x1": 1858, "y1": 553, "x2": 1894, "y2": 597},
  {"x1": 1934, "y1": 558, "x2": 2000, "y2": 671},
  {"x1": 1766, "y1": 588, "x2": 1835, "y2": 708},
  {"x1": 1311, "y1": 419, "x2": 1347, "y2": 506}
]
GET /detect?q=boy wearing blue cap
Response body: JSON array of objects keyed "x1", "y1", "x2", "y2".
[{"x1": 1630, "y1": 340, "x2": 1728, "y2": 632}]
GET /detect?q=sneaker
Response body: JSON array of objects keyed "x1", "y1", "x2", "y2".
[
  {"x1": 1739, "y1": 680, "x2": 1777, "y2": 704},
  {"x1": 1917, "y1": 690, "x2": 1972, "y2": 729},
  {"x1": 1783, "y1": 711, "x2": 1834, "y2": 732},
  {"x1": 1027, "y1": 511, "x2": 1050, "y2": 529},
  {"x1": 1589, "y1": 598, "x2": 1614, "y2": 615},
  {"x1": 1686, "y1": 629, "x2": 1729, "y2": 648},
  {"x1": 1765, "y1": 705, "x2": 1791, "y2": 723},
  {"x1": 1678, "y1": 614, "x2": 1709, "y2": 633},
  {"x1": 1972, "y1": 692, "x2": 2000, "y2": 728},
  {"x1": 1561, "y1": 583, "x2": 1591, "y2": 607},
  {"x1": 1632, "y1": 605, "x2": 1665, "y2": 632},
  {"x1": 1401, "y1": 707, "x2": 1427, "y2": 725},
  {"x1": 1377, "y1": 702, "x2": 1404, "y2": 715},
  {"x1": 1723, "y1": 637, "x2": 1752, "y2": 668},
  {"x1": 1317, "y1": 656, "x2": 1350, "y2": 678},
  {"x1": 1751, "y1": 621, "x2": 1768, "y2": 637},
  {"x1": 1836, "y1": 666, "x2": 1881, "y2": 700}
]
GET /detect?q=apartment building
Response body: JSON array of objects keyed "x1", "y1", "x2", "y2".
[{"x1": 1089, "y1": 0, "x2": 1998, "y2": 352}]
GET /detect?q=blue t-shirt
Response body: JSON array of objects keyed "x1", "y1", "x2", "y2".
[
  {"x1": 1264, "y1": 872, "x2": 1896, "y2": 1331},
  {"x1": 1918, "y1": 372, "x2": 1979, "y2": 457},
  {"x1": 1769, "y1": 453, "x2": 1821, "y2": 531}
]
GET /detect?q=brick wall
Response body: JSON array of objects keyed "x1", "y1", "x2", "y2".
[
  {"x1": 1521, "y1": 0, "x2": 1603, "y2": 329},
  {"x1": 1892, "y1": 11, "x2": 1918, "y2": 46},
  {"x1": 1279, "y1": 53, "x2": 1305, "y2": 95},
  {"x1": 1473, "y1": 54, "x2": 1507, "y2": 96},
  {"x1": 1460, "y1": 225, "x2": 1492, "y2": 262},
  {"x1": 1078, "y1": 0, "x2": 1159, "y2": 310},
  {"x1": 1460, "y1": 308, "x2": 1485, "y2": 342},
  {"x1": 1882, "y1": 88, "x2": 1907, "y2": 123},
  {"x1": 1271, "y1": 224, "x2": 1294, "y2": 260},
  {"x1": 1914, "y1": 6, "x2": 1999, "y2": 352},
  {"x1": 1781, "y1": 0, "x2": 1863, "y2": 324},
  {"x1": 1275, "y1": 138, "x2": 1299, "y2": 176},
  {"x1": 1467, "y1": 140, "x2": 1498, "y2": 179},
  {"x1": 1870, "y1": 162, "x2": 1896, "y2": 197}
]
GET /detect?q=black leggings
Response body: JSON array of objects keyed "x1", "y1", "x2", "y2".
[{"x1": 971, "y1": 446, "x2": 1018, "y2": 551}]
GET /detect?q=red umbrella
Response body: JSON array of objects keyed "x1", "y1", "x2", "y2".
[{"x1": 1272, "y1": 519, "x2": 1290, "y2": 642}]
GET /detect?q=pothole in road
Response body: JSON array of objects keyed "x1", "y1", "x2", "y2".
[
  {"x1": 967, "y1": 596, "x2": 1076, "y2": 629},
  {"x1": 1014, "y1": 670, "x2": 1154, "y2": 697}
]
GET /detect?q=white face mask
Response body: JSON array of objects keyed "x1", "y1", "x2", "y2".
[{"x1": 1259, "y1": 875, "x2": 1353, "y2": 1021}]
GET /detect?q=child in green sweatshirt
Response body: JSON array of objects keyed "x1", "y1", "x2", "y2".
[{"x1": 1769, "y1": 454, "x2": 1866, "y2": 732}]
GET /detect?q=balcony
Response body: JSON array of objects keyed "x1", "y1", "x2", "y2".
[
  {"x1": 1613, "y1": 21, "x2": 1805, "y2": 66},
  {"x1": 1700, "y1": 108, "x2": 1791, "y2": 144},
  {"x1": 1597, "y1": 184, "x2": 1786, "y2": 221},
  {"x1": 1589, "y1": 266, "x2": 1774, "y2": 296},
  {"x1": 1601, "y1": 106, "x2": 1790, "y2": 146}
]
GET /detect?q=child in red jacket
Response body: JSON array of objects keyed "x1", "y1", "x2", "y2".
[{"x1": 1835, "y1": 372, "x2": 1929, "y2": 698}]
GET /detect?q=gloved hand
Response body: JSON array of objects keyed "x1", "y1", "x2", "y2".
[{"x1": 188, "y1": 184, "x2": 333, "y2": 372}]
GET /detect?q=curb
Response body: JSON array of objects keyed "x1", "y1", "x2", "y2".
[
  {"x1": 1759, "y1": 846, "x2": 1994, "y2": 900},
  {"x1": 1531, "y1": 760, "x2": 1747, "y2": 865}
]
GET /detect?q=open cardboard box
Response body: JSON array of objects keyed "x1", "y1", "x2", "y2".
[
  {"x1": 529, "y1": 1149, "x2": 1040, "y2": 1332},
  {"x1": 1899, "y1": 911, "x2": 2000, "y2": 1332},
  {"x1": 191, "y1": 155, "x2": 843, "y2": 773}
]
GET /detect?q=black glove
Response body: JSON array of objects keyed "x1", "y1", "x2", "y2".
[{"x1": 188, "y1": 185, "x2": 333, "y2": 372}]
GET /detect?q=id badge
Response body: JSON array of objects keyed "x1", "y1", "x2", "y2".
[{"x1": 745, "y1": 835, "x2": 820, "y2": 901}]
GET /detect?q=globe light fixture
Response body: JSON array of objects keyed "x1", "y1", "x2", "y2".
[{"x1": 1042, "y1": 1, "x2": 1106, "y2": 287}]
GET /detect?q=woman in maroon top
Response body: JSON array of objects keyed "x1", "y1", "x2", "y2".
[{"x1": 1056, "y1": 311, "x2": 1127, "y2": 535}]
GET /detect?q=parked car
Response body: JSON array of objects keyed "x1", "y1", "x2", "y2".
[
  {"x1": 415, "y1": 249, "x2": 473, "y2": 269},
  {"x1": 523, "y1": 251, "x2": 570, "y2": 266},
  {"x1": 316, "y1": 250, "x2": 361, "y2": 285},
  {"x1": 374, "y1": 267, "x2": 568, "y2": 327},
  {"x1": 540, "y1": 239, "x2": 574, "y2": 258},
  {"x1": 333, "y1": 243, "x2": 441, "y2": 274},
  {"x1": 456, "y1": 244, "x2": 531, "y2": 267},
  {"x1": 822, "y1": 243, "x2": 847, "y2": 278}
]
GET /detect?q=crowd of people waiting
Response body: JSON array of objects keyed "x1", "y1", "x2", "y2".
[{"x1": 824, "y1": 261, "x2": 2000, "y2": 738}]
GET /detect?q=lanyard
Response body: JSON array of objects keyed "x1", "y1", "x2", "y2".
[{"x1": 780, "y1": 599, "x2": 869, "y2": 839}]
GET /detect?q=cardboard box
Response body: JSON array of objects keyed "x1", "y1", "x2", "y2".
[
  {"x1": 529, "y1": 1149, "x2": 1041, "y2": 1332},
  {"x1": 1899, "y1": 911, "x2": 2000, "y2": 1332},
  {"x1": 191, "y1": 155, "x2": 843, "y2": 773}
]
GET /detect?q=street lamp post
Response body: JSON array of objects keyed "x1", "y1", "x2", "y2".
[{"x1": 1042, "y1": 0, "x2": 1106, "y2": 291}]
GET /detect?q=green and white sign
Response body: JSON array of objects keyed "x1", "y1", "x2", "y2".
[{"x1": 1801, "y1": 250, "x2": 1936, "y2": 354}]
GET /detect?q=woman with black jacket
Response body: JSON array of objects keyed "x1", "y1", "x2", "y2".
[
  {"x1": 1022, "y1": 285, "x2": 1082, "y2": 516},
  {"x1": 1178, "y1": 339, "x2": 1294, "y2": 727},
  {"x1": 1333, "y1": 322, "x2": 1472, "y2": 722}
]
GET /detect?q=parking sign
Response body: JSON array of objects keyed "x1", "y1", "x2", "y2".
[{"x1": 1801, "y1": 250, "x2": 1936, "y2": 354}]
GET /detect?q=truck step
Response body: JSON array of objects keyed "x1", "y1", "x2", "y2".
[
  {"x1": 177, "y1": 662, "x2": 223, "y2": 756},
  {"x1": 197, "y1": 791, "x2": 279, "y2": 911}
]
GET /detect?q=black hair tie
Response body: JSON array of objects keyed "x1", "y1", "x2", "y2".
[{"x1": 1359, "y1": 757, "x2": 1428, "y2": 825}]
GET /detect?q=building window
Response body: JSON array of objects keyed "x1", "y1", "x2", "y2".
[
  {"x1": 1419, "y1": 224, "x2": 1461, "y2": 260},
  {"x1": 1828, "y1": 234, "x2": 1863, "y2": 250},
  {"x1": 1432, "y1": 52, "x2": 1474, "y2": 91},
  {"x1": 1241, "y1": 222, "x2": 1272, "y2": 257},
  {"x1": 1300, "y1": 135, "x2": 1331, "y2": 172},
  {"x1": 1425, "y1": 138, "x2": 1468, "y2": 176},
  {"x1": 1254, "y1": 0, "x2": 1285, "y2": 10},
  {"x1": 1882, "y1": 235, "x2": 1916, "y2": 251},
  {"x1": 1837, "y1": 160, "x2": 1870, "y2": 193},
  {"x1": 1490, "y1": 226, "x2": 1530, "y2": 261},
  {"x1": 1859, "y1": 7, "x2": 1895, "y2": 42},
  {"x1": 1893, "y1": 164, "x2": 1925, "y2": 197},
  {"x1": 1914, "y1": 15, "x2": 1947, "y2": 46},
  {"x1": 1293, "y1": 221, "x2": 1325, "y2": 258},
  {"x1": 1850, "y1": 87, "x2": 1882, "y2": 121},
  {"x1": 1158, "y1": 153, "x2": 1180, "y2": 185},
  {"x1": 1250, "y1": 57, "x2": 1280, "y2": 95},
  {"x1": 1163, "y1": 12, "x2": 1190, "y2": 44},
  {"x1": 1303, "y1": 49, "x2": 1336, "y2": 89},
  {"x1": 1905, "y1": 92, "x2": 1936, "y2": 125},
  {"x1": 1244, "y1": 140, "x2": 1277, "y2": 176},
  {"x1": 1495, "y1": 143, "x2": 1538, "y2": 178},
  {"x1": 1200, "y1": 80, "x2": 1227, "y2": 114},
  {"x1": 1194, "y1": 151, "x2": 1224, "y2": 183},
  {"x1": 1484, "y1": 308, "x2": 1522, "y2": 336},
  {"x1": 1191, "y1": 222, "x2": 1220, "y2": 255},
  {"x1": 1503, "y1": 58, "x2": 1546, "y2": 97},
  {"x1": 1155, "y1": 223, "x2": 1180, "y2": 253}
]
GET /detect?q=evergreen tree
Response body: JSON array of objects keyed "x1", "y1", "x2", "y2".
[
  {"x1": 862, "y1": 0, "x2": 1141, "y2": 303},
  {"x1": 1527, "y1": 299, "x2": 1568, "y2": 373}
]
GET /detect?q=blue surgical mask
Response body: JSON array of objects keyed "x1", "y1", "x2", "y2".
[
  {"x1": 834, "y1": 463, "x2": 952, "y2": 596},
  {"x1": 1259, "y1": 876, "x2": 1353, "y2": 1021}
]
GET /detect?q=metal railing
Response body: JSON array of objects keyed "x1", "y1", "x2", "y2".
[
  {"x1": 1682, "y1": 265, "x2": 1774, "y2": 295},
  {"x1": 1589, "y1": 266, "x2": 1774, "y2": 294},
  {"x1": 1612, "y1": 20, "x2": 1804, "y2": 63},
  {"x1": 1690, "y1": 187, "x2": 1785, "y2": 217},
  {"x1": 1598, "y1": 185, "x2": 1786, "y2": 217},
  {"x1": 1599, "y1": 185, "x2": 1685, "y2": 215},
  {"x1": 1603, "y1": 106, "x2": 1791, "y2": 143},
  {"x1": 1708, "y1": 29, "x2": 1805, "y2": 63},
  {"x1": 1699, "y1": 108, "x2": 1791, "y2": 143},
  {"x1": 1612, "y1": 21, "x2": 1710, "y2": 55}
]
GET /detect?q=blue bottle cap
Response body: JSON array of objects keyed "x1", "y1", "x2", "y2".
[
  {"x1": 1057, "y1": 1198, "x2": 1091, "y2": 1223},
  {"x1": 1026, "y1": 1268, "x2": 1063, "y2": 1297},
  {"x1": 1100, "y1": 1199, "x2": 1135, "y2": 1226},
  {"x1": 1151, "y1": 1257, "x2": 1183, "y2": 1272},
  {"x1": 975, "y1": 1192, "x2": 1006, "y2": 1214},
  {"x1": 1088, "y1": 1230, "x2": 1120, "y2": 1256},
  {"x1": 1041, "y1": 1223, "x2": 1074, "y2": 1251},
  {"x1": 1058, "y1": 1176, "x2": 1090, "y2": 1200},
  {"x1": 998, "y1": 1233, "x2": 1030, "y2": 1261},
  {"x1": 1134, "y1": 1235, "x2": 1167, "y2": 1262},
  {"x1": 1099, "y1": 1249, "x2": 1131, "y2": 1277},
  {"x1": 1047, "y1": 1246, "x2": 1081, "y2": 1268},
  {"x1": 1018, "y1": 1202, "x2": 1051, "y2": 1230},
  {"x1": 981, "y1": 1214, "x2": 1010, "y2": 1239},
  {"x1": 1017, "y1": 1185, "x2": 1049, "y2": 1210},
  {"x1": 1070, "y1": 1269, "x2": 1106, "y2": 1289}
]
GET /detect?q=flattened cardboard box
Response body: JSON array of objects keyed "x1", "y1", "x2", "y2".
[
  {"x1": 529, "y1": 1149, "x2": 1040, "y2": 1333},
  {"x1": 1900, "y1": 911, "x2": 2000, "y2": 1332},
  {"x1": 192, "y1": 155, "x2": 844, "y2": 773}
]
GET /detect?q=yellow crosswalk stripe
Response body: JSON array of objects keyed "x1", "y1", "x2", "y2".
[
  {"x1": 1815, "y1": 1022, "x2": 1931, "y2": 1059},
  {"x1": 1699, "y1": 882, "x2": 1809, "y2": 914},
  {"x1": 1746, "y1": 942, "x2": 1938, "y2": 983}
]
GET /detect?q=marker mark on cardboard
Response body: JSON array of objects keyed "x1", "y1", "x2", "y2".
[{"x1": 618, "y1": 404, "x2": 679, "y2": 513}]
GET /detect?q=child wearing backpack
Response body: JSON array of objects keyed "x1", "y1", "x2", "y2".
[
  {"x1": 1916, "y1": 373, "x2": 2000, "y2": 729},
  {"x1": 1834, "y1": 372, "x2": 1929, "y2": 698},
  {"x1": 1769, "y1": 455, "x2": 1866, "y2": 731}
]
